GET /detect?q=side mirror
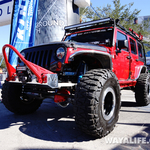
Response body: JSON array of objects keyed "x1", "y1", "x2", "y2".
[
  {"x1": 118, "y1": 40, "x2": 128, "y2": 50},
  {"x1": 105, "y1": 39, "x2": 111, "y2": 46}
]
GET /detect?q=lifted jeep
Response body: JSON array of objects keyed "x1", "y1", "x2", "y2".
[{"x1": 2, "y1": 18, "x2": 150, "y2": 138}]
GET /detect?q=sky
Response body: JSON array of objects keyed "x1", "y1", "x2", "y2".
[
  {"x1": 0, "y1": 0, "x2": 150, "y2": 53},
  {"x1": 91, "y1": 0, "x2": 150, "y2": 17}
]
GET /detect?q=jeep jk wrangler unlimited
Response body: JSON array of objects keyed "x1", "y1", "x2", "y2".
[{"x1": 2, "y1": 18, "x2": 150, "y2": 138}]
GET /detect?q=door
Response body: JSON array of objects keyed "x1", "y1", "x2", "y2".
[
  {"x1": 128, "y1": 37, "x2": 139, "y2": 79},
  {"x1": 113, "y1": 30, "x2": 130, "y2": 80}
]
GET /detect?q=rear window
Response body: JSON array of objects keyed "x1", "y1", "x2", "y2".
[
  {"x1": 137, "y1": 42, "x2": 144, "y2": 58},
  {"x1": 129, "y1": 38, "x2": 137, "y2": 54}
]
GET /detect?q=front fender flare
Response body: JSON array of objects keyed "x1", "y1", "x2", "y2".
[{"x1": 68, "y1": 50, "x2": 112, "y2": 70}]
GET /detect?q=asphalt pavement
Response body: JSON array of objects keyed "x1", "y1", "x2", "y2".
[{"x1": 0, "y1": 88, "x2": 150, "y2": 150}]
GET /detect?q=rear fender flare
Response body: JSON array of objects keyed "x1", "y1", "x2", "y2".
[{"x1": 135, "y1": 65, "x2": 147, "y2": 80}]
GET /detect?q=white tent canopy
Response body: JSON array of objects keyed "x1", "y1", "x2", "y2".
[
  {"x1": 74, "y1": 0, "x2": 90, "y2": 8},
  {"x1": 0, "y1": 0, "x2": 90, "y2": 27}
]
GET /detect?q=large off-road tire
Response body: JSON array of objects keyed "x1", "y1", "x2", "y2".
[
  {"x1": 74, "y1": 69, "x2": 121, "y2": 138},
  {"x1": 2, "y1": 81, "x2": 43, "y2": 114},
  {"x1": 135, "y1": 73, "x2": 150, "y2": 106}
]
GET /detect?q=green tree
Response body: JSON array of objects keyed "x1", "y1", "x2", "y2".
[
  {"x1": 0, "y1": 56, "x2": 6, "y2": 69},
  {"x1": 80, "y1": 0, "x2": 150, "y2": 52},
  {"x1": 144, "y1": 41, "x2": 150, "y2": 52}
]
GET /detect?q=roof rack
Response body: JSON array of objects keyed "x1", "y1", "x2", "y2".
[
  {"x1": 129, "y1": 28, "x2": 143, "y2": 41},
  {"x1": 64, "y1": 18, "x2": 115, "y2": 33},
  {"x1": 64, "y1": 17, "x2": 143, "y2": 41},
  {"x1": 114, "y1": 19, "x2": 143, "y2": 41},
  {"x1": 117, "y1": 23, "x2": 143, "y2": 41}
]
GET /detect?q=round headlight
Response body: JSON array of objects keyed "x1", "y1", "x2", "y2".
[{"x1": 56, "y1": 47, "x2": 65, "y2": 59}]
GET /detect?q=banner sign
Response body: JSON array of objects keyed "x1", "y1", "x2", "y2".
[
  {"x1": 35, "y1": 0, "x2": 67, "y2": 45},
  {"x1": 35, "y1": 0, "x2": 80, "y2": 46},
  {"x1": 0, "y1": 0, "x2": 13, "y2": 26},
  {"x1": 9, "y1": 0, "x2": 39, "y2": 66}
]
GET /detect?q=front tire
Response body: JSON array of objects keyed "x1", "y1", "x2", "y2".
[
  {"x1": 74, "y1": 69, "x2": 121, "y2": 138},
  {"x1": 135, "y1": 73, "x2": 150, "y2": 106},
  {"x1": 2, "y1": 81, "x2": 43, "y2": 114}
]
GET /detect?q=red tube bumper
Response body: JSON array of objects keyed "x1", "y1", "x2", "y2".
[{"x1": 2, "y1": 44, "x2": 58, "y2": 88}]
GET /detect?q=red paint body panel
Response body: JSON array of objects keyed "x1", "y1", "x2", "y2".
[{"x1": 64, "y1": 26, "x2": 146, "y2": 88}]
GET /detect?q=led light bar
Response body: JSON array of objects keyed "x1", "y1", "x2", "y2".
[{"x1": 65, "y1": 18, "x2": 113, "y2": 31}]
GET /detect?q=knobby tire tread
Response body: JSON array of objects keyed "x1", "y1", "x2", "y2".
[
  {"x1": 2, "y1": 81, "x2": 42, "y2": 114},
  {"x1": 74, "y1": 69, "x2": 120, "y2": 138},
  {"x1": 135, "y1": 73, "x2": 150, "y2": 106}
]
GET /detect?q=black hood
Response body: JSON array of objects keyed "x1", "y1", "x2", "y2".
[
  {"x1": 23, "y1": 41, "x2": 107, "y2": 52},
  {"x1": 19, "y1": 41, "x2": 107, "y2": 72}
]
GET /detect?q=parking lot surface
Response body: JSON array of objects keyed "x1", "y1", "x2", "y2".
[{"x1": 0, "y1": 89, "x2": 150, "y2": 150}]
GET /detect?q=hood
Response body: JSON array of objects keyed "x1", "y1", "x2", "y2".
[{"x1": 23, "y1": 41, "x2": 107, "y2": 52}]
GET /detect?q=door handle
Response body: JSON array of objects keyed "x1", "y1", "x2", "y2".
[{"x1": 126, "y1": 56, "x2": 131, "y2": 59}]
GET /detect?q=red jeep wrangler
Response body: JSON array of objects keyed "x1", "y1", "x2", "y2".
[{"x1": 2, "y1": 18, "x2": 150, "y2": 138}]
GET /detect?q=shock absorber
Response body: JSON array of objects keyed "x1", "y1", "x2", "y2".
[{"x1": 77, "y1": 61, "x2": 88, "y2": 83}]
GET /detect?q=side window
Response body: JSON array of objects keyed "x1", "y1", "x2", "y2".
[
  {"x1": 137, "y1": 42, "x2": 144, "y2": 58},
  {"x1": 129, "y1": 38, "x2": 137, "y2": 54},
  {"x1": 117, "y1": 31, "x2": 128, "y2": 51}
]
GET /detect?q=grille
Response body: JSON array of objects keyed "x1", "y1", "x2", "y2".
[
  {"x1": 19, "y1": 43, "x2": 67, "y2": 71},
  {"x1": 24, "y1": 49, "x2": 52, "y2": 70}
]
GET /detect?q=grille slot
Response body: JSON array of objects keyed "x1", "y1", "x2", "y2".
[
  {"x1": 31, "y1": 52, "x2": 35, "y2": 62},
  {"x1": 28, "y1": 53, "x2": 32, "y2": 61},
  {"x1": 43, "y1": 50, "x2": 48, "y2": 68},
  {"x1": 35, "y1": 51, "x2": 39, "y2": 64},
  {"x1": 25, "y1": 53, "x2": 28, "y2": 59},
  {"x1": 38, "y1": 51, "x2": 43, "y2": 66},
  {"x1": 47, "y1": 50, "x2": 52, "y2": 69}
]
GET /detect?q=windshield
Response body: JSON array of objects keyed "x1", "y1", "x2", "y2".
[{"x1": 64, "y1": 28, "x2": 114, "y2": 46}]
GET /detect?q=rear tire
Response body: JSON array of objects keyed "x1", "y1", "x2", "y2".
[
  {"x1": 2, "y1": 81, "x2": 43, "y2": 114},
  {"x1": 135, "y1": 73, "x2": 150, "y2": 106},
  {"x1": 74, "y1": 69, "x2": 121, "y2": 138}
]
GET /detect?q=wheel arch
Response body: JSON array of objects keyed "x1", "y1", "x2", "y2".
[
  {"x1": 135, "y1": 65, "x2": 148, "y2": 80},
  {"x1": 68, "y1": 51, "x2": 112, "y2": 70}
]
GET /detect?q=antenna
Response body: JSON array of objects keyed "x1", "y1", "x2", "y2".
[{"x1": 90, "y1": 4, "x2": 101, "y2": 19}]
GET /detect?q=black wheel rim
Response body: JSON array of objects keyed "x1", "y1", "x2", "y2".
[{"x1": 102, "y1": 87, "x2": 116, "y2": 121}]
